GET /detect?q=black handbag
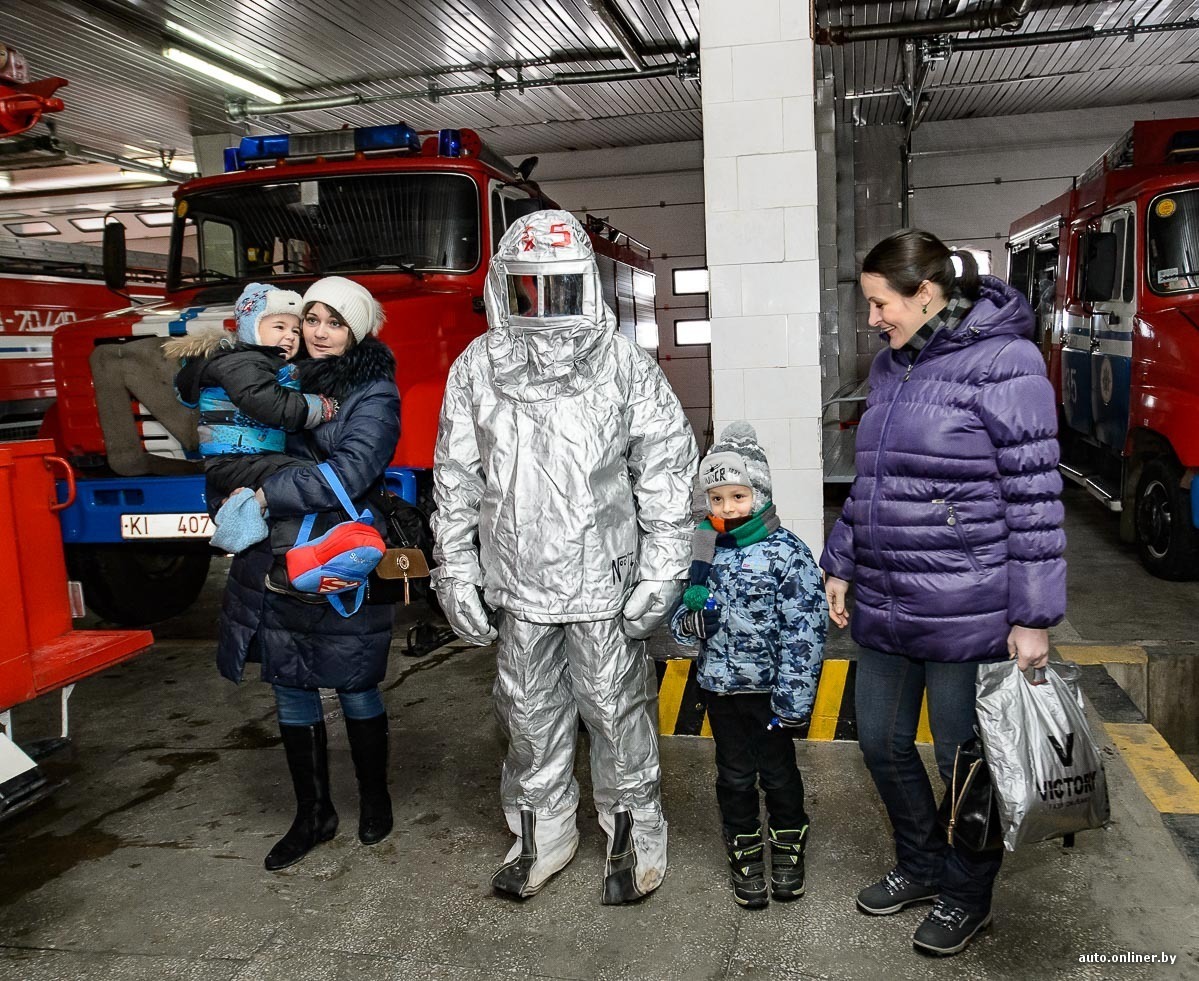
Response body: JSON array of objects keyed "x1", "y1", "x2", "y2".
[{"x1": 937, "y1": 735, "x2": 1004, "y2": 853}]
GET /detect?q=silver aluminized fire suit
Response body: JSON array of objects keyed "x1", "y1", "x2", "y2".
[{"x1": 431, "y1": 210, "x2": 697, "y2": 903}]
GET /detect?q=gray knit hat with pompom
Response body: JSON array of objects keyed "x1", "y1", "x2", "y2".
[{"x1": 699, "y1": 422, "x2": 772, "y2": 507}]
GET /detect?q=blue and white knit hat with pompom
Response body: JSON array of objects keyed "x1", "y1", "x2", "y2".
[{"x1": 234, "y1": 283, "x2": 303, "y2": 346}]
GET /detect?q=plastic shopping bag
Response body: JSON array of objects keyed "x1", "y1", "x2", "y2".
[{"x1": 975, "y1": 661, "x2": 1110, "y2": 851}]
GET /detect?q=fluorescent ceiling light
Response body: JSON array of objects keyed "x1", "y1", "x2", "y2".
[
  {"x1": 5, "y1": 170, "x2": 173, "y2": 192},
  {"x1": 120, "y1": 170, "x2": 169, "y2": 182},
  {"x1": 165, "y1": 20, "x2": 282, "y2": 70},
  {"x1": 163, "y1": 46, "x2": 283, "y2": 104}
]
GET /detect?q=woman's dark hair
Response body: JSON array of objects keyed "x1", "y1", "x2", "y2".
[
  {"x1": 302, "y1": 299, "x2": 357, "y2": 349},
  {"x1": 861, "y1": 228, "x2": 981, "y2": 302}
]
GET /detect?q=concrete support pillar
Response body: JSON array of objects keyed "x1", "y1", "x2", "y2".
[{"x1": 699, "y1": 0, "x2": 823, "y2": 550}]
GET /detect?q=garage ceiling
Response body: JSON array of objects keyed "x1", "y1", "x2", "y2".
[
  {"x1": 2, "y1": 0, "x2": 1197, "y2": 178},
  {"x1": 817, "y1": 0, "x2": 1199, "y2": 127},
  {"x1": 0, "y1": 0, "x2": 700, "y2": 166}
]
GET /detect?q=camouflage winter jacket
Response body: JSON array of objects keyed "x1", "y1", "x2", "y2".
[{"x1": 671, "y1": 528, "x2": 828, "y2": 721}]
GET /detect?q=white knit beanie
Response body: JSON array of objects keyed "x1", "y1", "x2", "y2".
[
  {"x1": 699, "y1": 422, "x2": 773, "y2": 507},
  {"x1": 302, "y1": 276, "x2": 384, "y2": 343}
]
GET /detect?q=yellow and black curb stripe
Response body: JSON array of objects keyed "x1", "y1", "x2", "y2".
[
  {"x1": 657, "y1": 658, "x2": 933, "y2": 744},
  {"x1": 1064, "y1": 644, "x2": 1199, "y2": 872}
]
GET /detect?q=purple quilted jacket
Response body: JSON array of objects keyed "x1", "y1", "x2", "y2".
[{"x1": 820, "y1": 276, "x2": 1066, "y2": 662}]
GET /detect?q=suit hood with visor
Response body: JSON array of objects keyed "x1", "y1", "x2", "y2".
[{"x1": 484, "y1": 210, "x2": 615, "y2": 401}]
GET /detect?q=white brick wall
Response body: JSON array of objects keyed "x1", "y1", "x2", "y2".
[{"x1": 701, "y1": 0, "x2": 823, "y2": 551}]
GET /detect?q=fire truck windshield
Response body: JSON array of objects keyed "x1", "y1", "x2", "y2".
[
  {"x1": 1147, "y1": 188, "x2": 1199, "y2": 295},
  {"x1": 168, "y1": 172, "x2": 479, "y2": 289}
]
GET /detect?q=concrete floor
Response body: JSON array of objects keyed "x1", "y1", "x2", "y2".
[{"x1": 1, "y1": 486, "x2": 1198, "y2": 980}]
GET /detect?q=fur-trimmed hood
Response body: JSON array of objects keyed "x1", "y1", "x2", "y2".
[
  {"x1": 162, "y1": 326, "x2": 231, "y2": 362},
  {"x1": 297, "y1": 336, "x2": 396, "y2": 400}
]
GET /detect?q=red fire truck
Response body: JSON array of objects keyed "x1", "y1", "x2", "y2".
[
  {"x1": 0, "y1": 237, "x2": 165, "y2": 433},
  {"x1": 1008, "y1": 117, "x2": 1199, "y2": 579},
  {"x1": 44, "y1": 122, "x2": 658, "y2": 625}
]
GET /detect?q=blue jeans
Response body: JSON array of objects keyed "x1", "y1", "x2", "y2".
[
  {"x1": 273, "y1": 684, "x2": 384, "y2": 726},
  {"x1": 855, "y1": 647, "x2": 1003, "y2": 914}
]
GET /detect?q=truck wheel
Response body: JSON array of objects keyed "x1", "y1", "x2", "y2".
[
  {"x1": 67, "y1": 545, "x2": 212, "y2": 625},
  {"x1": 1134, "y1": 458, "x2": 1199, "y2": 581}
]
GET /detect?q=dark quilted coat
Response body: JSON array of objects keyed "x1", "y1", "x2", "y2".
[
  {"x1": 216, "y1": 337, "x2": 400, "y2": 689},
  {"x1": 820, "y1": 276, "x2": 1066, "y2": 662}
]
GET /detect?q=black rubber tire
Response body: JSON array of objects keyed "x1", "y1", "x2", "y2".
[
  {"x1": 66, "y1": 545, "x2": 212, "y2": 625},
  {"x1": 1134, "y1": 458, "x2": 1199, "y2": 581}
]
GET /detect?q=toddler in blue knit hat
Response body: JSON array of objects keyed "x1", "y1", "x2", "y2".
[
  {"x1": 165, "y1": 283, "x2": 339, "y2": 552},
  {"x1": 671, "y1": 422, "x2": 827, "y2": 911}
]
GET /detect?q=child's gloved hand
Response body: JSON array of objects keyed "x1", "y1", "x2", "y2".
[
  {"x1": 766, "y1": 716, "x2": 805, "y2": 733},
  {"x1": 678, "y1": 601, "x2": 720, "y2": 640}
]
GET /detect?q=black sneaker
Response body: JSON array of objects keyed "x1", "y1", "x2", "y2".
[
  {"x1": 856, "y1": 868, "x2": 939, "y2": 915},
  {"x1": 912, "y1": 899, "x2": 993, "y2": 956}
]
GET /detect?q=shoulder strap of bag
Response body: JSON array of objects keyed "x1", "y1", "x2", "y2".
[
  {"x1": 328, "y1": 583, "x2": 366, "y2": 617},
  {"x1": 316, "y1": 462, "x2": 364, "y2": 521}
]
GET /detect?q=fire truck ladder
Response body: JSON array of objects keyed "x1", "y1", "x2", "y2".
[{"x1": 0, "y1": 236, "x2": 170, "y2": 282}]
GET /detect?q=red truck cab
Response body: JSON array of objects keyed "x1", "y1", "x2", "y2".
[
  {"x1": 1008, "y1": 118, "x2": 1199, "y2": 578},
  {"x1": 43, "y1": 123, "x2": 657, "y2": 624}
]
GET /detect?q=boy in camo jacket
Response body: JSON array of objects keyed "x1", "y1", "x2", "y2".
[{"x1": 671, "y1": 422, "x2": 827, "y2": 909}]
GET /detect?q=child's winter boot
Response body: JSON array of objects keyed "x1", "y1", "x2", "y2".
[
  {"x1": 768, "y1": 824, "x2": 808, "y2": 900},
  {"x1": 725, "y1": 829, "x2": 769, "y2": 909}
]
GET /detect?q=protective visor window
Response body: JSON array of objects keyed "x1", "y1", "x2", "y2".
[{"x1": 507, "y1": 273, "x2": 585, "y2": 318}]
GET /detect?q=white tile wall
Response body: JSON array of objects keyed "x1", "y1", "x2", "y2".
[
  {"x1": 707, "y1": 210, "x2": 786, "y2": 265},
  {"x1": 740, "y1": 260, "x2": 821, "y2": 315},
  {"x1": 742, "y1": 365, "x2": 820, "y2": 418},
  {"x1": 784, "y1": 206, "x2": 819, "y2": 261},
  {"x1": 703, "y1": 156, "x2": 739, "y2": 214},
  {"x1": 699, "y1": 0, "x2": 783, "y2": 47},
  {"x1": 700, "y1": 45, "x2": 734, "y2": 104},
  {"x1": 712, "y1": 368, "x2": 746, "y2": 418},
  {"x1": 731, "y1": 41, "x2": 813, "y2": 102},
  {"x1": 790, "y1": 416, "x2": 823, "y2": 470},
  {"x1": 704, "y1": 100, "x2": 784, "y2": 159},
  {"x1": 702, "y1": 0, "x2": 822, "y2": 540},
  {"x1": 709, "y1": 265, "x2": 743, "y2": 317},
  {"x1": 738, "y1": 151, "x2": 820, "y2": 210},
  {"x1": 782, "y1": 97, "x2": 817, "y2": 152},
  {"x1": 786, "y1": 313, "x2": 821, "y2": 366},
  {"x1": 710, "y1": 315, "x2": 788, "y2": 368}
]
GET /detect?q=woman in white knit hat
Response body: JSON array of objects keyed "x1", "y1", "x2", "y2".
[
  {"x1": 300, "y1": 275, "x2": 385, "y2": 355},
  {"x1": 215, "y1": 274, "x2": 400, "y2": 872}
]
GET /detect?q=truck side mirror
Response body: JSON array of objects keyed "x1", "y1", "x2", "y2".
[
  {"x1": 103, "y1": 219, "x2": 128, "y2": 293},
  {"x1": 1083, "y1": 231, "x2": 1117, "y2": 302}
]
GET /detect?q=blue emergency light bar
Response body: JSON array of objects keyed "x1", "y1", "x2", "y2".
[
  {"x1": 224, "y1": 122, "x2": 429, "y2": 171},
  {"x1": 438, "y1": 128, "x2": 462, "y2": 157}
]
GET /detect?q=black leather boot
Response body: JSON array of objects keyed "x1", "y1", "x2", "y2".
[
  {"x1": 264, "y1": 722, "x2": 339, "y2": 871},
  {"x1": 344, "y1": 714, "x2": 393, "y2": 845}
]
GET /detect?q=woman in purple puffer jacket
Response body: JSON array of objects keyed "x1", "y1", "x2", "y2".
[{"x1": 821, "y1": 230, "x2": 1065, "y2": 957}]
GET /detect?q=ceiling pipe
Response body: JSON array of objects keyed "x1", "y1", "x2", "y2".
[
  {"x1": 583, "y1": 0, "x2": 647, "y2": 70},
  {"x1": 226, "y1": 60, "x2": 695, "y2": 122},
  {"x1": 951, "y1": 18, "x2": 1199, "y2": 51},
  {"x1": 55, "y1": 142, "x2": 192, "y2": 182},
  {"x1": 951, "y1": 26, "x2": 1095, "y2": 50},
  {"x1": 819, "y1": 0, "x2": 1031, "y2": 44}
]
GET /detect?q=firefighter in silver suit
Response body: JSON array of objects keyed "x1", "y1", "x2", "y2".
[{"x1": 432, "y1": 210, "x2": 697, "y2": 903}]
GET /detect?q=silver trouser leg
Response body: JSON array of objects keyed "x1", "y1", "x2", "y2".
[
  {"x1": 493, "y1": 615, "x2": 581, "y2": 816},
  {"x1": 490, "y1": 615, "x2": 581, "y2": 899},
  {"x1": 565, "y1": 618, "x2": 667, "y2": 901}
]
